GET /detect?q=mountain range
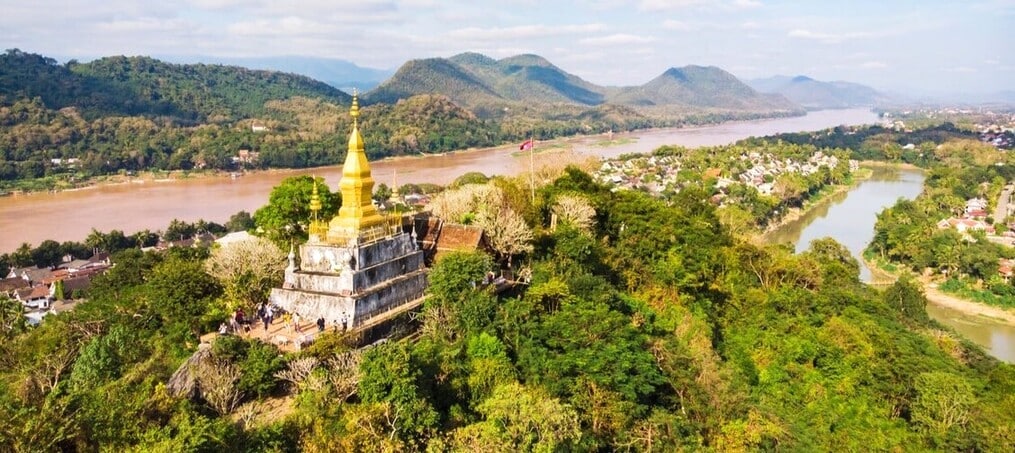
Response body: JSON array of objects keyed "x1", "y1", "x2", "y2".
[
  {"x1": 366, "y1": 53, "x2": 800, "y2": 116},
  {"x1": 0, "y1": 50, "x2": 350, "y2": 122},
  {"x1": 748, "y1": 75, "x2": 887, "y2": 110},
  {"x1": 156, "y1": 55, "x2": 393, "y2": 92}
]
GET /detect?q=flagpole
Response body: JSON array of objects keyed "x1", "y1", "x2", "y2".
[{"x1": 529, "y1": 135, "x2": 535, "y2": 204}]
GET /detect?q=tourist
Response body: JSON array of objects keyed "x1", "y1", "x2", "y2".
[
  {"x1": 316, "y1": 317, "x2": 325, "y2": 332},
  {"x1": 282, "y1": 312, "x2": 292, "y2": 333},
  {"x1": 218, "y1": 322, "x2": 229, "y2": 335},
  {"x1": 293, "y1": 312, "x2": 301, "y2": 333}
]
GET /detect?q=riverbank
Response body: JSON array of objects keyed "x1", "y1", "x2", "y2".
[
  {"x1": 756, "y1": 166, "x2": 874, "y2": 242},
  {"x1": 921, "y1": 277, "x2": 1015, "y2": 324},
  {"x1": 864, "y1": 254, "x2": 1015, "y2": 325}
]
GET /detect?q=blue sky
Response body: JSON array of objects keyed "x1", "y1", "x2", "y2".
[{"x1": 2, "y1": 0, "x2": 1012, "y2": 94}]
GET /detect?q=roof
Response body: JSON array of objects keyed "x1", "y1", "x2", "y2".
[
  {"x1": 418, "y1": 217, "x2": 442, "y2": 250},
  {"x1": 62, "y1": 275, "x2": 93, "y2": 293},
  {"x1": 16, "y1": 285, "x2": 50, "y2": 301},
  {"x1": 14, "y1": 267, "x2": 55, "y2": 284},
  {"x1": 0, "y1": 277, "x2": 30, "y2": 293},
  {"x1": 64, "y1": 259, "x2": 91, "y2": 271},
  {"x1": 215, "y1": 231, "x2": 254, "y2": 247},
  {"x1": 434, "y1": 224, "x2": 487, "y2": 260},
  {"x1": 39, "y1": 269, "x2": 69, "y2": 285}
]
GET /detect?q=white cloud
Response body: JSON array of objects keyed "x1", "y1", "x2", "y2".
[
  {"x1": 95, "y1": 17, "x2": 192, "y2": 33},
  {"x1": 640, "y1": 0, "x2": 760, "y2": 11},
  {"x1": 446, "y1": 23, "x2": 606, "y2": 41},
  {"x1": 731, "y1": 0, "x2": 762, "y2": 9},
  {"x1": 580, "y1": 34, "x2": 656, "y2": 45},
  {"x1": 947, "y1": 66, "x2": 977, "y2": 73},
  {"x1": 860, "y1": 61, "x2": 888, "y2": 69},
  {"x1": 788, "y1": 28, "x2": 879, "y2": 44},
  {"x1": 662, "y1": 20, "x2": 697, "y2": 31},
  {"x1": 639, "y1": 0, "x2": 709, "y2": 11},
  {"x1": 227, "y1": 17, "x2": 338, "y2": 37}
]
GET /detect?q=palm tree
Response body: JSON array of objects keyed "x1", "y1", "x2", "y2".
[{"x1": 0, "y1": 295, "x2": 26, "y2": 338}]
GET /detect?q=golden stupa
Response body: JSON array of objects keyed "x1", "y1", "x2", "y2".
[{"x1": 321, "y1": 92, "x2": 386, "y2": 243}]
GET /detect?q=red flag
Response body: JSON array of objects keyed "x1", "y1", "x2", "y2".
[{"x1": 520, "y1": 139, "x2": 534, "y2": 150}]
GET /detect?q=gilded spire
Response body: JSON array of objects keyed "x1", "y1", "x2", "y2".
[
  {"x1": 350, "y1": 88, "x2": 360, "y2": 127},
  {"x1": 309, "y1": 177, "x2": 322, "y2": 220},
  {"x1": 327, "y1": 89, "x2": 384, "y2": 242}
]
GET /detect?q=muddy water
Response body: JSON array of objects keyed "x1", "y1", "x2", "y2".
[
  {"x1": 0, "y1": 108, "x2": 877, "y2": 252},
  {"x1": 764, "y1": 166, "x2": 1015, "y2": 363}
]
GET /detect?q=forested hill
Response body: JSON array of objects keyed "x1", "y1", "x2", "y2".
[
  {"x1": 451, "y1": 52, "x2": 606, "y2": 106},
  {"x1": 367, "y1": 52, "x2": 800, "y2": 115},
  {"x1": 363, "y1": 58, "x2": 505, "y2": 110},
  {"x1": 366, "y1": 53, "x2": 607, "y2": 111},
  {"x1": 0, "y1": 49, "x2": 351, "y2": 122},
  {"x1": 608, "y1": 65, "x2": 797, "y2": 111}
]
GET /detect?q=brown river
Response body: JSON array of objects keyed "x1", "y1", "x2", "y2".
[{"x1": 0, "y1": 108, "x2": 877, "y2": 252}]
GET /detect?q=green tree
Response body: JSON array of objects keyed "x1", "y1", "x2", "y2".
[
  {"x1": 912, "y1": 372, "x2": 976, "y2": 444},
  {"x1": 253, "y1": 175, "x2": 338, "y2": 248},
  {"x1": 451, "y1": 171, "x2": 490, "y2": 188},
  {"x1": 450, "y1": 382, "x2": 581, "y2": 452},
  {"x1": 0, "y1": 295, "x2": 25, "y2": 340},
  {"x1": 163, "y1": 219, "x2": 196, "y2": 242},
  {"x1": 146, "y1": 257, "x2": 222, "y2": 338},
  {"x1": 225, "y1": 211, "x2": 255, "y2": 233},
  {"x1": 30, "y1": 239, "x2": 64, "y2": 269},
  {"x1": 11, "y1": 242, "x2": 33, "y2": 267},
  {"x1": 372, "y1": 183, "x2": 392, "y2": 203}
]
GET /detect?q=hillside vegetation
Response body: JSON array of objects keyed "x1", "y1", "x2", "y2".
[{"x1": 0, "y1": 167, "x2": 1011, "y2": 451}]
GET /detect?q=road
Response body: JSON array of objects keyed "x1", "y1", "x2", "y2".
[{"x1": 994, "y1": 183, "x2": 1013, "y2": 222}]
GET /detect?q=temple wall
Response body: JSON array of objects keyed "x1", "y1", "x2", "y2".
[
  {"x1": 354, "y1": 233, "x2": 418, "y2": 270},
  {"x1": 270, "y1": 270, "x2": 427, "y2": 328},
  {"x1": 299, "y1": 233, "x2": 418, "y2": 273}
]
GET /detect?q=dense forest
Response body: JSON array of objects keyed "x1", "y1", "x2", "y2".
[
  {"x1": 1, "y1": 165, "x2": 1012, "y2": 451},
  {"x1": 0, "y1": 49, "x2": 799, "y2": 193}
]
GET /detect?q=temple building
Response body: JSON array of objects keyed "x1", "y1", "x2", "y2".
[{"x1": 269, "y1": 94, "x2": 428, "y2": 330}]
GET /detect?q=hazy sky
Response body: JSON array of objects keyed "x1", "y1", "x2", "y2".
[{"x1": 2, "y1": 0, "x2": 1012, "y2": 94}]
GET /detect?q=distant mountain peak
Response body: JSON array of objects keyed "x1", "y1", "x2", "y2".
[
  {"x1": 449, "y1": 52, "x2": 497, "y2": 66},
  {"x1": 748, "y1": 74, "x2": 886, "y2": 109}
]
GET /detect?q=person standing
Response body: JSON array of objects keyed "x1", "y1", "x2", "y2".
[
  {"x1": 316, "y1": 317, "x2": 325, "y2": 332},
  {"x1": 283, "y1": 312, "x2": 292, "y2": 334},
  {"x1": 293, "y1": 312, "x2": 301, "y2": 333}
]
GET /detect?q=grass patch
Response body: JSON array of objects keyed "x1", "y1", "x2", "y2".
[
  {"x1": 510, "y1": 143, "x2": 569, "y2": 157},
  {"x1": 591, "y1": 137, "x2": 636, "y2": 147},
  {"x1": 939, "y1": 277, "x2": 1015, "y2": 309}
]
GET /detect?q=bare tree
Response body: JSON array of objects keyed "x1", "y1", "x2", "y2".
[
  {"x1": 477, "y1": 208, "x2": 533, "y2": 268},
  {"x1": 205, "y1": 236, "x2": 286, "y2": 308},
  {"x1": 420, "y1": 303, "x2": 458, "y2": 341},
  {"x1": 552, "y1": 194, "x2": 596, "y2": 232},
  {"x1": 192, "y1": 359, "x2": 244, "y2": 415},
  {"x1": 327, "y1": 351, "x2": 362, "y2": 402},
  {"x1": 429, "y1": 183, "x2": 505, "y2": 224},
  {"x1": 274, "y1": 356, "x2": 320, "y2": 391}
]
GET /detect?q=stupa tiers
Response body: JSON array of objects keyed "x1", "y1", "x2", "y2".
[{"x1": 269, "y1": 94, "x2": 427, "y2": 330}]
